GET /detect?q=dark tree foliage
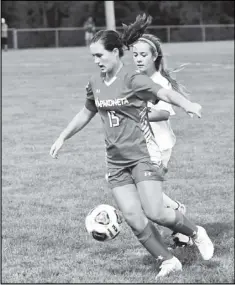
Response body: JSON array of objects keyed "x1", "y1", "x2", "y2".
[{"x1": 1, "y1": 1, "x2": 234, "y2": 28}]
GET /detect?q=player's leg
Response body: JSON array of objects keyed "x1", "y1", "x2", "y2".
[
  {"x1": 133, "y1": 162, "x2": 187, "y2": 228},
  {"x1": 87, "y1": 33, "x2": 90, "y2": 46},
  {"x1": 161, "y1": 148, "x2": 183, "y2": 210},
  {"x1": 5, "y1": 37, "x2": 8, "y2": 51},
  {"x1": 2, "y1": 37, "x2": 5, "y2": 51},
  {"x1": 88, "y1": 33, "x2": 93, "y2": 45},
  {"x1": 2, "y1": 37, "x2": 7, "y2": 51},
  {"x1": 163, "y1": 193, "x2": 183, "y2": 211},
  {"x1": 112, "y1": 183, "x2": 183, "y2": 279},
  {"x1": 85, "y1": 32, "x2": 89, "y2": 46},
  {"x1": 133, "y1": 161, "x2": 214, "y2": 261},
  {"x1": 108, "y1": 167, "x2": 175, "y2": 263},
  {"x1": 108, "y1": 166, "x2": 182, "y2": 279},
  {"x1": 161, "y1": 148, "x2": 172, "y2": 169},
  {"x1": 160, "y1": 148, "x2": 190, "y2": 247},
  {"x1": 137, "y1": 180, "x2": 214, "y2": 260},
  {"x1": 112, "y1": 184, "x2": 179, "y2": 260}
]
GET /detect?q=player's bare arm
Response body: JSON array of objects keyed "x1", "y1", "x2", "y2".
[
  {"x1": 132, "y1": 73, "x2": 202, "y2": 118},
  {"x1": 157, "y1": 88, "x2": 202, "y2": 118},
  {"x1": 148, "y1": 108, "x2": 170, "y2": 122},
  {"x1": 59, "y1": 106, "x2": 96, "y2": 141},
  {"x1": 49, "y1": 106, "x2": 96, "y2": 158}
]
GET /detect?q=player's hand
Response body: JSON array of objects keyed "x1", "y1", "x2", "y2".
[
  {"x1": 49, "y1": 137, "x2": 64, "y2": 159},
  {"x1": 186, "y1": 102, "x2": 202, "y2": 118}
]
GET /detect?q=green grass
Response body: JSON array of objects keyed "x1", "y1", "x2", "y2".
[{"x1": 2, "y1": 41, "x2": 234, "y2": 283}]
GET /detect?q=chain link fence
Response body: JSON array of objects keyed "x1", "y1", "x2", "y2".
[{"x1": 7, "y1": 24, "x2": 234, "y2": 49}]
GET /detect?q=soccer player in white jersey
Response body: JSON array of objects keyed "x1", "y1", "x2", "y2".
[
  {"x1": 50, "y1": 14, "x2": 213, "y2": 280},
  {"x1": 132, "y1": 35, "x2": 194, "y2": 247}
]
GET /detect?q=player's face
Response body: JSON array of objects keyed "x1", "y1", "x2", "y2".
[
  {"x1": 132, "y1": 42, "x2": 157, "y2": 74},
  {"x1": 90, "y1": 41, "x2": 118, "y2": 73}
]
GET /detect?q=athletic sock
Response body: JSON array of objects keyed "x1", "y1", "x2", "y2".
[
  {"x1": 168, "y1": 210, "x2": 198, "y2": 238},
  {"x1": 136, "y1": 221, "x2": 173, "y2": 260}
]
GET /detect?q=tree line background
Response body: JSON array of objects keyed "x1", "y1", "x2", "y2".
[{"x1": 1, "y1": 1, "x2": 234, "y2": 29}]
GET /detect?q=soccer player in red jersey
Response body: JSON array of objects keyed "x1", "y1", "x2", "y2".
[{"x1": 50, "y1": 15, "x2": 214, "y2": 279}]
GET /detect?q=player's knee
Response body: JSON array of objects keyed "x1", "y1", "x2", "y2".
[
  {"x1": 122, "y1": 210, "x2": 148, "y2": 235},
  {"x1": 144, "y1": 206, "x2": 166, "y2": 225}
]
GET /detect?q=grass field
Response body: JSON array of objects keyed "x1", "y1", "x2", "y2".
[{"x1": 2, "y1": 41, "x2": 234, "y2": 283}]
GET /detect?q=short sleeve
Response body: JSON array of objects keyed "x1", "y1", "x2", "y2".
[
  {"x1": 85, "y1": 81, "x2": 98, "y2": 113},
  {"x1": 130, "y1": 72, "x2": 162, "y2": 104}
]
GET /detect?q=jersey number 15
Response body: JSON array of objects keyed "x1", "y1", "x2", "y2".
[{"x1": 107, "y1": 111, "x2": 120, "y2": 127}]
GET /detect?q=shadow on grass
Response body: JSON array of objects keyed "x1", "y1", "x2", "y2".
[
  {"x1": 143, "y1": 221, "x2": 233, "y2": 269},
  {"x1": 87, "y1": 221, "x2": 233, "y2": 276},
  {"x1": 202, "y1": 221, "x2": 233, "y2": 239}
]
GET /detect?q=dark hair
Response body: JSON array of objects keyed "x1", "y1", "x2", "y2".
[
  {"x1": 137, "y1": 34, "x2": 190, "y2": 97},
  {"x1": 91, "y1": 14, "x2": 152, "y2": 57}
]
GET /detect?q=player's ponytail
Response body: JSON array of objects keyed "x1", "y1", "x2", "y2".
[
  {"x1": 121, "y1": 14, "x2": 152, "y2": 50},
  {"x1": 160, "y1": 62, "x2": 191, "y2": 98},
  {"x1": 90, "y1": 14, "x2": 152, "y2": 58}
]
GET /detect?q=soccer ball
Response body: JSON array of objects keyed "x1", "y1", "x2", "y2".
[{"x1": 85, "y1": 204, "x2": 122, "y2": 242}]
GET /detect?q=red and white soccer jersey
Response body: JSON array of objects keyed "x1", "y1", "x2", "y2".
[{"x1": 85, "y1": 65, "x2": 162, "y2": 168}]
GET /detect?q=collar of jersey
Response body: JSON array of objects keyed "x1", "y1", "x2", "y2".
[
  {"x1": 103, "y1": 64, "x2": 124, "y2": 86},
  {"x1": 104, "y1": 76, "x2": 117, "y2": 86}
]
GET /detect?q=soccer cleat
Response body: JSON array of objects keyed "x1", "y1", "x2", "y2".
[
  {"x1": 171, "y1": 232, "x2": 194, "y2": 248},
  {"x1": 192, "y1": 226, "x2": 214, "y2": 260},
  {"x1": 156, "y1": 256, "x2": 182, "y2": 279}
]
